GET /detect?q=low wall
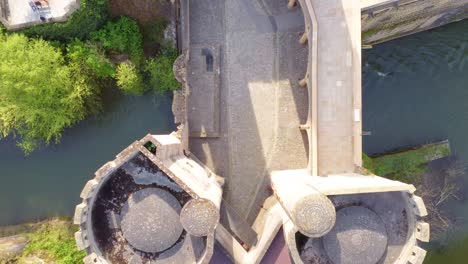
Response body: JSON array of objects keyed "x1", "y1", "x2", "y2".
[{"x1": 362, "y1": 0, "x2": 468, "y2": 45}]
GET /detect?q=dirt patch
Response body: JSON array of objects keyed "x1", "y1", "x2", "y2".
[{"x1": 109, "y1": 0, "x2": 172, "y2": 24}]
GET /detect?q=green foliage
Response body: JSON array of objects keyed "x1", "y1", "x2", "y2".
[
  {"x1": 21, "y1": 0, "x2": 109, "y2": 41},
  {"x1": 91, "y1": 16, "x2": 143, "y2": 65},
  {"x1": 363, "y1": 143, "x2": 451, "y2": 184},
  {"x1": 0, "y1": 33, "x2": 99, "y2": 154},
  {"x1": 142, "y1": 17, "x2": 169, "y2": 46},
  {"x1": 362, "y1": 153, "x2": 374, "y2": 172},
  {"x1": 67, "y1": 39, "x2": 115, "y2": 78},
  {"x1": 144, "y1": 141, "x2": 157, "y2": 154},
  {"x1": 144, "y1": 45, "x2": 180, "y2": 93},
  {"x1": 21, "y1": 220, "x2": 86, "y2": 264},
  {"x1": 116, "y1": 61, "x2": 146, "y2": 95}
]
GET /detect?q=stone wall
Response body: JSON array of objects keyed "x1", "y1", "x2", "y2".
[{"x1": 362, "y1": 0, "x2": 468, "y2": 45}]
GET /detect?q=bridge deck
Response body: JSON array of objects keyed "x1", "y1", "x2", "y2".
[
  {"x1": 186, "y1": 0, "x2": 309, "y2": 245},
  {"x1": 306, "y1": 0, "x2": 362, "y2": 175}
]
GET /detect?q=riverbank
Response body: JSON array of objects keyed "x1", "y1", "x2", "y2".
[
  {"x1": 364, "y1": 140, "x2": 465, "y2": 241},
  {"x1": 0, "y1": 218, "x2": 84, "y2": 263},
  {"x1": 364, "y1": 140, "x2": 451, "y2": 183},
  {"x1": 362, "y1": 0, "x2": 468, "y2": 45}
]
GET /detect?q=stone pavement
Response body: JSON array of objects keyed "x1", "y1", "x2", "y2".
[
  {"x1": 187, "y1": 0, "x2": 308, "y2": 245},
  {"x1": 309, "y1": 0, "x2": 362, "y2": 175}
]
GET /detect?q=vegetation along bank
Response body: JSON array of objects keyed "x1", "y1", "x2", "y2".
[{"x1": 0, "y1": 0, "x2": 180, "y2": 155}]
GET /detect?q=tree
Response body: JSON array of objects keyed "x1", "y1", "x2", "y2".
[
  {"x1": 144, "y1": 45, "x2": 180, "y2": 93},
  {"x1": 91, "y1": 16, "x2": 143, "y2": 65},
  {"x1": 115, "y1": 61, "x2": 146, "y2": 95},
  {"x1": 67, "y1": 39, "x2": 115, "y2": 78},
  {"x1": 0, "y1": 33, "x2": 99, "y2": 154}
]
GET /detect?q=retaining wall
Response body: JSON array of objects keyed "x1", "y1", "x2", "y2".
[{"x1": 362, "y1": 0, "x2": 468, "y2": 45}]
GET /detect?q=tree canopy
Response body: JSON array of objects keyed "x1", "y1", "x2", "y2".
[
  {"x1": 91, "y1": 16, "x2": 143, "y2": 65},
  {"x1": 144, "y1": 45, "x2": 180, "y2": 93},
  {"x1": 67, "y1": 39, "x2": 115, "y2": 78},
  {"x1": 116, "y1": 61, "x2": 146, "y2": 95},
  {"x1": 0, "y1": 33, "x2": 99, "y2": 153}
]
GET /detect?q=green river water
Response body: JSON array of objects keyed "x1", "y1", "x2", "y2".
[
  {"x1": 0, "y1": 90, "x2": 174, "y2": 226},
  {"x1": 0, "y1": 19, "x2": 467, "y2": 263},
  {"x1": 363, "y1": 20, "x2": 468, "y2": 263}
]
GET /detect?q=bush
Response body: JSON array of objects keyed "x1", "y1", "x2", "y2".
[
  {"x1": 20, "y1": 220, "x2": 86, "y2": 264},
  {"x1": 21, "y1": 0, "x2": 109, "y2": 41},
  {"x1": 144, "y1": 45, "x2": 180, "y2": 93},
  {"x1": 0, "y1": 33, "x2": 100, "y2": 154},
  {"x1": 91, "y1": 16, "x2": 143, "y2": 65},
  {"x1": 67, "y1": 39, "x2": 115, "y2": 78},
  {"x1": 116, "y1": 61, "x2": 146, "y2": 95}
]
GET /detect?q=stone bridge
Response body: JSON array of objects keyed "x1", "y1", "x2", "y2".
[{"x1": 74, "y1": 1, "x2": 431, "y2": 263}]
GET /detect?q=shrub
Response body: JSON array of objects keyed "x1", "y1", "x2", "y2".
[
  {"x1": 21, "y1": 0, "x2": 109, "y2": 41},
  {"x1": 0, "y1": 33, "x2": 100, "y2": 154},
  {"x1": 91, "y1": 16, "x2": 143, "y2": 65},
  {"x1": 116, "y1": 61, "x2": 146, "y2": 95},
  {"x1": 67, "y1": 39, "x2": 115, "y2": 78},
  {"x1": 144, "y1": 44, "x2": 180, "y2": 93}
]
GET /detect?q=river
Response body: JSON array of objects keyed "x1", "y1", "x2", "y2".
[
  {"x1": 363, "y1": 19, "x2": 468, "y2": 263},
  {"x1": 0, "y1": 89, "x2": 174, "y2": 226},
  {"x1": 0, "y1": 18, "x2": 466, "y2": 263}
]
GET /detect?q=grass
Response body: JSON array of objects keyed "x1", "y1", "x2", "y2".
[
  {"x1": 17, "y1": 219, "x2": 85, "y2": 264},
  {"x1": 363, "y1": 142, "x2": 451, "y2": 184}
]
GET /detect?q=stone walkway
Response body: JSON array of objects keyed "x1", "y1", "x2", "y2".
[
  {"x1": 187, "y1": 0, "x2": 308, "y2": 244},
  {"x1": 304, "y1": 0, "x2": 362, "y2": 175}
]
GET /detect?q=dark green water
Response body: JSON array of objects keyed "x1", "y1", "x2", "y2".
[
  {"x1": 363, "y1": 20, "x2": 468, "y2": 263},
  {"x1": 0, "y1": 89, "x2": 174, "y2": 226}
]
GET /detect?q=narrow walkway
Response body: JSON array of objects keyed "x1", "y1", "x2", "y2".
[{"x1": 302, "y1": 0, "x2": 362, "y2": 175}]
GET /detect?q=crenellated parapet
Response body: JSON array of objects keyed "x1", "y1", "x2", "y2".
[
  {"x1": 271, "y1": 170, "x2": 429, "y2": 264},
  {"x1": 74, "y1": 134, "x2": 223, "y2": 264}
]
